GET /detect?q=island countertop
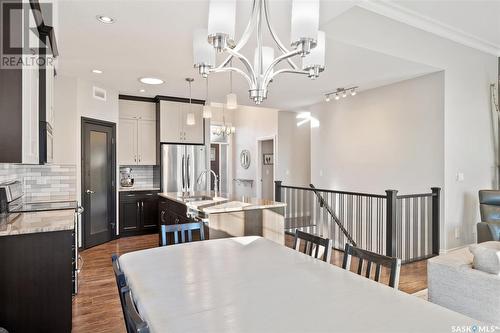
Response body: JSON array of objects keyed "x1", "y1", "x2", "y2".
[
  {"x1": 158, "y1": 192, "x2": 286, "y2": 214},
  {"x1": 0, "y1": 210, "x2": 75, "y2": 237}
]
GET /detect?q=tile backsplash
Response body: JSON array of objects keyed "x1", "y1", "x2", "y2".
[
  {"x1": 119, "y1": 165, "x2": 160, "y2": 189},
  {"x1": 0, "y1": 164, "x2": 77, "y2": 201}
]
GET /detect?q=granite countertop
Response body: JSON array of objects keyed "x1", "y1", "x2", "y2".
[
  {"x1": 0, "y1": 210, "x2": 75, "y2": 237},
  {"x1": 119, "y1": 187, "x2": 161, "y2": 192},
  {"x1": 158, "y1": 192, "x2": 286, "y2": 214}
]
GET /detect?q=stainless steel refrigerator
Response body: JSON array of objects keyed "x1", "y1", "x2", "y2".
[{"x1": 161, "y1": 144, "x2": 208, "y2": 193}]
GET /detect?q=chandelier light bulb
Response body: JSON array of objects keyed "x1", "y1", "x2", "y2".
[
  {"x1": 334, "y1": 93, "x2": 340, "y2": 100},
  {"x1": 351, "y1": 89, "x2": 357, "y2": 96},
  {"x1": 290, "y1": 0, "x2": 320, "y2": 46},
  {"x1": 325, "y1": 95, "x2": 330, "y2": 102},
  {"x1": 226, "y1": 93, "x2": 238, "y2": 110},
  {"x1": 342, "y1": 91, "x2": 347, "y2": 98}
]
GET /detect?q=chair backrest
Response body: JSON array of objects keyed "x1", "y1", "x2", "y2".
[
  {"x1": 112, "y1": 254, "x2": 129, "y2": 330},
  {"x1": 122, "y1": 286, "x2": 150, "y2": 333},
  {"x1": 479, "y1": 190, "x2": 500, "y2": 222},
  {"x1": 160, "y1": 222, "x2": 205, "y2": 246},
  {"x1": 342, "y1": 243, "x2": 401, "y2": 289},
  {"x1": 293, "y1": 229, "x2": 333, "y2": 262}
]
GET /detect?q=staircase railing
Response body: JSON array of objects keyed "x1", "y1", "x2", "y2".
[{"x1": 275, "y1": 181, "x2": 440, "y2": 264}]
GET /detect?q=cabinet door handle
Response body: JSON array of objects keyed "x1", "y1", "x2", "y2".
[
  {"x1": 160, "y1": 210, "x2": 166, "y2": 223},
  {"x1": 134, "y1": 155, "x2": 137, "y2": 162},
  {"x1": 175, "y1": 217, "x2": 180, "y2": 224},
  {"x1": 139, "y1": 155, "x2": 141, "y2": 163},
  {"x1": 141, "y1": 201, "x2": 144, "y2": 208},
  {"x1": 137, "y1": 202, "x2": 140, "y2": 208}
]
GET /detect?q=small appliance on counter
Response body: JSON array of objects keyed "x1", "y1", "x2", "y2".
[
  {"x1": 120, "y1": 168, "x2": 135, "y2": 187},
  {"x1": 0, "y1": 180, "x2": 82, "y2": 294}
]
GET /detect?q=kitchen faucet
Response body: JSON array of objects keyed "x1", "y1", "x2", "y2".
[{"x1": 196, "y1": 170, "x2": 219, "y2": 198}]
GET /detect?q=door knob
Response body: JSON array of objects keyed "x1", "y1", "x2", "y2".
[{"x1": 86, "y1": 189, "x2": 95, "y2": 194}]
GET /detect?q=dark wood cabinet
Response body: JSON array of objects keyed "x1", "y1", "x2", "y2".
[
  {"x1": 158, "y1": 197, "x2": 208, "y2": 245},
  {"x1": 0, "y1": 230, "x2": 73, "y2": 332},
  {"x1": 119, "y1": 190, "x2": 159, "y2": 236}
]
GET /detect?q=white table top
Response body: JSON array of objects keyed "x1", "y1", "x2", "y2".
[{"x1": 118, "y1": 237, "x2": 476, "y2": 333}]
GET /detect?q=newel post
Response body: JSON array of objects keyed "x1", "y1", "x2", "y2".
[
  {"x1": 274, "y1": 181, "x2": 282, "y2": 202},
  {"x1": 385, "y1": 189, "x2": 398, "y2": 257},
  {"x1": 431, "y1": 187, "x2": 441, "y2": 255}
]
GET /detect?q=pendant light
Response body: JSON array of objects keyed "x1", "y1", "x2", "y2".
[
  {"x1": 186, "y1": 78, "x2": 195, "y2": 126},
  {"x1": 203, "y1": 76, "x2": 212, "y2": 118},
  {"x1": 226, "y1": 61, "x2": 238, "y2": 110}
]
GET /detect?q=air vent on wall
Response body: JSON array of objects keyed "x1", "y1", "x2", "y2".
[{"x1": 93, "y1": 86, "x2": 107, "y2": 101}]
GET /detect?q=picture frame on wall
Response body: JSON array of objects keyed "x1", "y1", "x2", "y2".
[{"x1": 263, "y1": 153, "x2": 273, "y2": 165}]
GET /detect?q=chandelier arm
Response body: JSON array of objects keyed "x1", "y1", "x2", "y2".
[
  {"x1": 225, "y1": 47, "x2": 257, "y2": 87},
  {"x1": 263, "y1": 0, "x2": 299, "y2": 70},
  {"x1": 216, "y1": 0, "x2": 259, "y2": 70},
  {"x1": 262, "y1": 48, "x2": 302, "y2": 86},
  {"x1": 264, "y1": 68, "x2": 308, "y2": 87},
  {"x1": 211, "y1": 66, "x2": 255, "y2": 89}
]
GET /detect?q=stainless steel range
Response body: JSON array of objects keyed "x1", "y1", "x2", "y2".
[{"x1": 0, "y1": 180, "x2": 83, "y2": 294}]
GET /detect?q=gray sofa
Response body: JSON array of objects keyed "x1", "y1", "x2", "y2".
[
  {"x1": 477, "y1": 190, "x2": 500, "y2": 243},
  {"x1": 428, "y1": 245, "x2": 500, "y2": 326}
]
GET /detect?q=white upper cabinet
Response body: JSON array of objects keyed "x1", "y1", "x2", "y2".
[
  {"x1": 159, "y1": 100, "x2": 204, "y2": 144},
  {"x1": 118, "y1": 118, "x2": 138, "y2": 165},
  {"x1": 137, "y1": 120, "x2": 157, "y2": 165},
  {"x1": 118, "y1": 100, "x2": 157, "y2": 165}
]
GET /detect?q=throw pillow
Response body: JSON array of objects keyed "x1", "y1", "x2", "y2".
[{"x1": 469, "y1": 241, "x2": 500, "y2": 275}]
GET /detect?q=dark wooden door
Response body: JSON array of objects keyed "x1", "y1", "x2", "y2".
[
  {"x1": 210, "y1": 144, "x2": 220, "y2": 190},
  {"x1": 82, "y1": 118, "x2": 116, "y2": 248}
]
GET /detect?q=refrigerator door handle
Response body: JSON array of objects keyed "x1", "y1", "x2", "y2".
[
  {"x1": 187, "y1": 154, "x2": 191, "y2": 190},
  {"x1": 181, "y1": 154, "x2": 185, "y2": 191}
]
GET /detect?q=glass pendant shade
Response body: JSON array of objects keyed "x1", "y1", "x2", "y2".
[
  {"x1": 193, "y1": 29, "x2": 215, "y2": 67},
  {"x1": 302, "y1": 30, "x2": 325, "y2": 70},
  {"x1": 208, "y1": 0, "x2": 236, "y2": 40},
  {"x1": 253, "y1": 46, "x2": 275, "y2": 76},
  {"x1": 226, "y1": 93, "x2": 238, "y2": 110},
  {"x1": 186, "y1": 112, "x2": 196, "y2": 126},
  {"x1": 290, "y1": 0, "x2": 319, "y2": 44},
  {"x1": 203, "y1": 105, "x2": 212, "y2": 118}
]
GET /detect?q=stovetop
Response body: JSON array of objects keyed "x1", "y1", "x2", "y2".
[{"x1": 9, "y1": 200, "x2": 79, "y2": 213}]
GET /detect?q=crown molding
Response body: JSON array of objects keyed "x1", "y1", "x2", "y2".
[{"x1": 357, "y1": 0, "x2": 500, "y2": 57}]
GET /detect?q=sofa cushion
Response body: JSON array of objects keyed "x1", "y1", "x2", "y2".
[{"x1": 469, "y1": 242, "x2": 500, "y2": 275}]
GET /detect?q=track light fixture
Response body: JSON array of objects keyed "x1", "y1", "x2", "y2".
[{"x1": 324, "y1": 86, "x2": 358, "y2": 102}]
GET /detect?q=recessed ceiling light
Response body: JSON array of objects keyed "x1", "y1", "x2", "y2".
[
  {"x1": 92, "y1": 69, "x2": 103, "y2": 74},
  {"x1": 139, "y1": 89, "x2": 146, "y2": 93},
  {"x1": 96, "y1": 15, "x2": 115, "y2": 24},
  {"x1": 139, "y1": 77, "x2": 164, "y2": 85}
]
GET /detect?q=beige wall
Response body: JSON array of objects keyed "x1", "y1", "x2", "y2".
[
  {"x1": 310, "y1": 72, "x2": 445, "y2": 195},
  {"x1": 276, "y1": 111, "x2": 311, "y2": 187}
]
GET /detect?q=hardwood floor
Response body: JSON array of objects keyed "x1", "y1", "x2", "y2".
[{"x1": 72, "y1": 234, "x2": 428, "y2": 332}]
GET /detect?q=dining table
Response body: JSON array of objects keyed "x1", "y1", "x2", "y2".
[{"x1": 118, "y1": 236, "x2": 478, "y2": 333}]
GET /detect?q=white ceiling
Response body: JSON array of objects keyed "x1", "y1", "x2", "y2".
[{"x1": 56, "y1": 0, "x2": 494, "y2": 110}]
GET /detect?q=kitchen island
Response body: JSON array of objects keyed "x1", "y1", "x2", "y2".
[{"x1": 158, "y1": 192, "x2": 286, "y2": 244}]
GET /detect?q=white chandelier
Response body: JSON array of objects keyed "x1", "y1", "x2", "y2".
[{"x1": 193, "y1": 0, "x2": 326, "y2": 105}]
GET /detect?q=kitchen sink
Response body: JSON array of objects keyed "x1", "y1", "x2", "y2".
[{"x1": 179, "y1": 195, "x2": 213, "y2": 203}]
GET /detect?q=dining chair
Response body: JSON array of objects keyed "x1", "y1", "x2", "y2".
[
  {"x1": 293, "y1": 229, "x2": 333, "y2": 262},
  {"x1": 122, "y1": 286, "x2": 150, "y2": 333},
  {"x1": 112, "y1": 255, "x2": 150, "y2": 333},
  {"x1": 160, "y1": 221, "x2": 205, "y2": 246},
  {"x1": 341, "y1": 243, "x2": 402, "y2": 289}
]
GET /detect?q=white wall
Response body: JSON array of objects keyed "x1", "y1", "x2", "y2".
[
  {"x1": 276, "y1": 111, "x2": 311, "y2": 187},
  {"x1": 325, "y1": 7, "x2": 498, "y2": 250},
  {"x1": 310, "y1": 72, "x2": 444, "y2": 195},
  {"x1": 54, "y1": 76, "x2": 120, "y2": 237}
]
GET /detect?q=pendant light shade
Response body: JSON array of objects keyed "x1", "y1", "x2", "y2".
[
  {"x1": 208, "y1": 0, "x2": 236, "y2": 40},
  {"x1": 203, "y1": 105, "x2": 212, "y2": 118},
  {"x1": 302, "y1": 30, "x2": 325, "y2": 70},
  {"x1": 226, "y1": 93, "x2": 238, "y2": 110},
  {"x1": 186, "y1": 112, "x2": 196, "y2": 126},
  {"x1": 254, "y1": 46, "x2": 275, "y2": 77},
  {"x1": 193, "y1": 29, "x2": 215, "y2": 68},
  {"x1": 290, "y1": 0, "x2": 319, "y2": 45}
]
